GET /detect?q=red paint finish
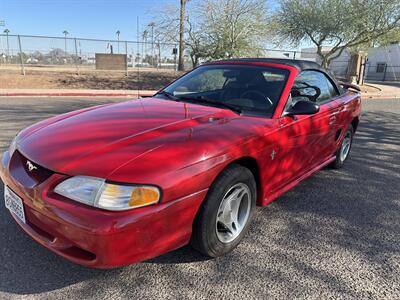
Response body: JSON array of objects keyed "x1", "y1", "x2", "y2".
[{"x1": 0, "y1": 61, "x2": 361, "y2": 268}]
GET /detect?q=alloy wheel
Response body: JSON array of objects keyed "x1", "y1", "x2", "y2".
[
  {"x1": 340, "y1": 130, "x2": 352, "y2": 162},
  {"x1": 215, "y1": 183, "x2": 251, "y2": 243}
]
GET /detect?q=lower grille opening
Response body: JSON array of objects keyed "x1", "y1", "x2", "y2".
[
  {"x1": 29, "y1": 221, "x2": 56, "y2": 243},
  {"x1": 60, "y1": 246, "x2": 97, "y2": 262},
  {"x1": 27, "y1": 220, "x2": 96, "y2": 262}
]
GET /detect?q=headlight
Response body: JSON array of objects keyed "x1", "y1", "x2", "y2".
[
  {"x1": 9, "y1": 135, "x2": 18, "y2": 156},
  {"x1": 54, "y1": 176, "x2": 160, "y2": 211}
]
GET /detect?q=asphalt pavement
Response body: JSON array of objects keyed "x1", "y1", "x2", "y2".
[{"x1": 0, "y1": 97, "x2": 399, "y2": 299}]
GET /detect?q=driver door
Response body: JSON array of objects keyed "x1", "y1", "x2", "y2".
[{"x1": 271, "y1": 70, "x2": 339, "y2": 191}]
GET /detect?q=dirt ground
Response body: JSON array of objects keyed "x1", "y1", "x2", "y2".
[
  {"x1": 0, "y1": 64, "x2": 385, "y2": 96},
  {"x1": 0, "y1": 64, "x2": 183, "y2": 90}
]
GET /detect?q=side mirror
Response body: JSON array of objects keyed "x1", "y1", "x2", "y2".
[{"x1": 285, "y1": 100, "x2": 320, "y2": 116}]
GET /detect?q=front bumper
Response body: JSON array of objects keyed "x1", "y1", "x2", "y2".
[{"x1": 0, "y1": 151, "x2": 207, "y2": 268}]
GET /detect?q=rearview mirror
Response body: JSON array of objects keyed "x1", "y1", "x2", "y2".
[{"x1": 285, "y1": 100, "x2": 319, "y2": 116}]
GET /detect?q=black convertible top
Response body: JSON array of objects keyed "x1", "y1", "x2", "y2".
[
  {"x1": 214, "y1": 58, "x2": 325, "y2": 72},
  {"x1": 211, "y1": 58, "x2": 342, "y2": 90}
]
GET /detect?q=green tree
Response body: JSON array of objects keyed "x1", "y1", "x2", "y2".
[{"x1": 273, "y1": 0, "x2": 400, "y2": 67}]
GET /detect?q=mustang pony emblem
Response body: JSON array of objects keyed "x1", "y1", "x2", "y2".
[
  {"x1": 26, "y1": 160, "x2": 37, "y2": 172},
  {"x1": 271, "y1": 150, "x2": 276, "y2": 160}
]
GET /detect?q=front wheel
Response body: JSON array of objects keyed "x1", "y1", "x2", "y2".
[
  {"x1": 191, "y1": 164, "x2": 256, "y2": 257},
  {"x1": 331, "y1": 124, "x2": 354, "y2": 169}
]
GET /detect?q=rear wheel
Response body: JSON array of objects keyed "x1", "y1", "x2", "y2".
[
  {"x1": 331, "y1": 125, "x2": 354, "y2": 169},
  {"x1": 191, "y1": 164, "x2": 256, "y2": 257}
]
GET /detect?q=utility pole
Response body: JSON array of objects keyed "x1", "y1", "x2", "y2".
[
  {"x1": 137, "y1": 16, "x2": 140, "y2": 95},
  {"x1": 178, "y1": 0, "x2": 188, "y2": 71},
  {"x1": 3, "y1": 29, "x2": 10, "y2": 59},
  {"x1": 116, "y1": 30, "x2": 120, "y2": 53},
  {"x1": 157, "y1": 40, "x2": 161, "y2": 69},
  {"x1": 62, "y1": 30, "x2": 69, "y2": 58}
]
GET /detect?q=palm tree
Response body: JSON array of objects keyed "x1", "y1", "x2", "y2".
[
  {"x1": 116, "y1": 30, "x2": 121, "y2": 53},
  {"x1": 62, "y1": 30, "x2": 69, "y2": 56},
  {"x1": 3, "y1": 29, "x2": 10, "y2": 57}
]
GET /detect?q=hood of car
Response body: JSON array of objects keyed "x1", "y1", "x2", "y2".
[{"x1": 17, "y1": 98, "x2": 239, "y2": 178}]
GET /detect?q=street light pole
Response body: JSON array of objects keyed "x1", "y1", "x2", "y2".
[{"x1": 116, "y1": 30, "x2": 120, "y2": 54}]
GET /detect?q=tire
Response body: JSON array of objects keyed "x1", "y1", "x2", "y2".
[
  {"x1": 191, "y1": 164, "x2": 256, "y2": 257},
  {"x1": 331, "y1": 124, "x2": 354, "y2": 169}
]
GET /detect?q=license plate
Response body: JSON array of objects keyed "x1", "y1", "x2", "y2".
[{"x1": 4, "y1": 186, "x2": 26, "y2": 224}]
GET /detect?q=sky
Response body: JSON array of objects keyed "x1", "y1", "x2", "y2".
[
  {"x1": 0, "y1": 0, "x2": 303, "y2": 56},
  {"x1": 0, "y1": 0, "x2": 177, "y2": 41}
]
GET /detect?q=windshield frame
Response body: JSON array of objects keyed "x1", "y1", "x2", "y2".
[{"x1": 155, "y1": 62, "x2": 294, "y2": 119}]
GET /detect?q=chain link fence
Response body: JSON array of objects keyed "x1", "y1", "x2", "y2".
[
  {"x1": 9, "y1": 34, "x2": 400, "y2": 91},
  {"x1": 0, "y1": 34, "x2": 314, "y2": 71},
  {"x1": 0, "y1": 34, "x2": 183, "y2": 90},
  {"x1": 0, "y1": 34, "x2": 178, "y2": 72}
]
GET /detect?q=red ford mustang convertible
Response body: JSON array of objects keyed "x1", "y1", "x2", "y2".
[{"x1": 1, "y1": 59, "x2": 361, "y2": 268}]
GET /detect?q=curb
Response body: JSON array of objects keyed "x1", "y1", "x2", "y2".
[
  {"x1": 362, "y1": 84, "x2": 382, "y2": 92},
  {"x1": 361, "y1": 95, "x2": 400, "y2": 100},
  {"x1": 0, "y1": 91, "x2": 156, "y2": 98}
]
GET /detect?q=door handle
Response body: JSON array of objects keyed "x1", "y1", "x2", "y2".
[{"x1": 329, "y1": 115, "x2": 336, "y2": 125}]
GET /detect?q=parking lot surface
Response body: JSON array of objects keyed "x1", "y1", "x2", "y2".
[{"x1": 0, "y1": 97, "x2": 399, "y2": 299}]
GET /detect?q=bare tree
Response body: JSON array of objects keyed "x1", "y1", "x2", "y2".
[
  {"x1": 152, "y1": 3, "x2": 207, "y2": 68},
  {"x1": 200, "y1": 0, "x2": 268, "y2": 59},
  {"x1": 152, "y1": 0, "x2": 268, "y2": 67},
  {"x1": 273, "y1": 0, "x2": 400, "y2": 68}
]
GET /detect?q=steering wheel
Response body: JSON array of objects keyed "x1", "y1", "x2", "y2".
[{"x1": 240, "y1": 90, "x2": 274, "y2": 108}]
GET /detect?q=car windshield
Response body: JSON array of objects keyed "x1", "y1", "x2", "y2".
[{"x1": 156, "y1": 64, "x2": 289, "y2": 117}]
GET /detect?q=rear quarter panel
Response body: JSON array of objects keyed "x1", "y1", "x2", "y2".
[{"x1": 334, "y1": 91, "x2": 362, "y2": 132}]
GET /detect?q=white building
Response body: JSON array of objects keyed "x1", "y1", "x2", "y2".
[
  {"x1": 365, "y1": 42, "x2": 400, "y2": 81},
  {"x1": 300, "y1": 46, "x2": 351, "y2": 78},
  {"x1": 300, "y1": 43, "x2": 400, "y2": 82}
]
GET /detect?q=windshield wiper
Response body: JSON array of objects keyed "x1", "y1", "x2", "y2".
[
  {"x1": 154, "y1": 90, "x2": 180, "y2": 101},
  {"x1": 177, "y1": 95, "x2": 242, "y2": 115}
]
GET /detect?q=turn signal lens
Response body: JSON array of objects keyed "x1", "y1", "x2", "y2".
[
  {"x1": 129, "y1": 187, "x2": 160, "y2": 207},
  {"x1": 97, "y1": 184, "x2": 160, "y2": 210}
]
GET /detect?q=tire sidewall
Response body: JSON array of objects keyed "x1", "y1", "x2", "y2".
[
  {"x1": 193, "y1": 165, "x2": 257, "y2": 257},
  {"x1": 335, "y1": 125, "x2": 354, "y2": 168}
]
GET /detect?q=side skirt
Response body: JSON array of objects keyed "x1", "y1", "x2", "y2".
[{"x1": 260, "y1": 156, "x2": 336, "y2": 207}]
